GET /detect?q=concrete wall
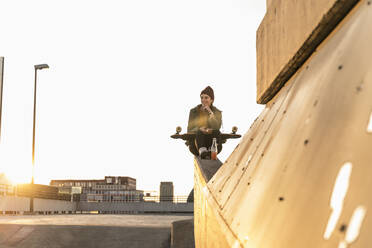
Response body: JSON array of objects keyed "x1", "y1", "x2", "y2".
[
  {"x1": 195, "y1": 1, "x2": 372, "y2": 247},
  {"x1": 256, "y1": 0, "x2": 359, "y2": 103},
  {"x1": 34, "y1": 198, "x2": 76, "y2": 212},
  {"x1": 0, "y1": 196, "x2": 29, "y2": 212},
  {"x1": 0, "y1": 196, "x2": 76, "y2": 212},
  {"x1": 78, "y1": 202, "x2": 193, "y2": 213},
  {"x1": 0, "y1": 195, "x2": 193, "y2": 213}
]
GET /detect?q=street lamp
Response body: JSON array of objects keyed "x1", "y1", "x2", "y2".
[
  {"x1": 32, "y1": 64, "x2": 49, "y2": 184},
  {"x1": 0, "y1": 57, "x2": 4, "y2": 141},
  {"x1": 30, "y1": 63, "x2": 49, "y2": 213}
]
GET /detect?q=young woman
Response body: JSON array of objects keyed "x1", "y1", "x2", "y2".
[{"x1": 187, "y1": 86, "x2": 222, "y2": 159}]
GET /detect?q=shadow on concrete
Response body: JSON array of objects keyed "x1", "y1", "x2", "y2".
[{"x1": 0, "y1": 224, "x2": 171, "y2": 248}]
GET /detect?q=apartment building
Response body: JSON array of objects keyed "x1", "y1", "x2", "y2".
[
  {"x1": 50, "y1": 176, "x2": 143, "y2": 202},
  {"x1": 160, "y1": 182, "x2": 174, "y2": 202}
]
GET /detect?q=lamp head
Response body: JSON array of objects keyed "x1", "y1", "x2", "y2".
[{"x1": 34, "y1": 64, "x2": 49, "y2": 70}]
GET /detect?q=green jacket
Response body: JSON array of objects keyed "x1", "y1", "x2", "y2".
[{"x1": 187, "y1": 104, "x2": 222, "y2": 133}]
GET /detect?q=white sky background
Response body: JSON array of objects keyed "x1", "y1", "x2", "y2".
[{"x1": 0, "y1": 0, "x2": 265, "y2": 195}]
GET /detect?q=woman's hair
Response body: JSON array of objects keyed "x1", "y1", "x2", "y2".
[{"x1": 200, "y1": 86, "x2": 214, "y2": 100}]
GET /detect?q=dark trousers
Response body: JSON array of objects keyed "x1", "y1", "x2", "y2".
[{"x1": 188, "y1": 130, "x2": 222, "y2": 156}]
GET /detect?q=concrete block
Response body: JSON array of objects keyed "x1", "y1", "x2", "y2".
[
  {"x1": 194, "y1": 157, "x2": 223, "y2": 182},
  {"x1": 171, "y1": 218, "x2": 195, "y2": 248},
  {"x1": 256, "y1": 0, "x2": 359, "y2": 103}
]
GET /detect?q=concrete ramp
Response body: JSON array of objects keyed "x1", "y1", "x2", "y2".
[{"x1": 194, "y1": 1, "x2": 372, "y2": 247}]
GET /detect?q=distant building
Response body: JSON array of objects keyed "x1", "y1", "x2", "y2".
[
  {"x1": 160, "y1": 182, "x2": 174, "y2": 202},
  {"x1": 16, "y1": 184, "x2": 72, "y2": 201},
  {"x1": 50, "y1": 176, "x2": 143, "y2": 202},
  {"x1": 51, "y1": 176, "x2": 136, "y2": 190},
  {"x1": 143, "y1": 190, "x2": 158, "y2": 202},
  {"x1": 0, "y1": 173, "x2": 12, "y2": 195}
]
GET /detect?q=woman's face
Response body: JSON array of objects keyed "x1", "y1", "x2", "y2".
[{"x1": 200, "y1": 94, "x2": 213, "y2": 107}]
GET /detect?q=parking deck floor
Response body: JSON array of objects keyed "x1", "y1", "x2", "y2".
[{"x1": 0, "y1": 214, "x2": 193, "y2": 248}]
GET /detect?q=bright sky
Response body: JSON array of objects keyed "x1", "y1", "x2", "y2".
[{"x1": 0, "y1": 0, "x2": 265, "y2": 195}]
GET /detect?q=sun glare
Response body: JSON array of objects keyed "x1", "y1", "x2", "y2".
[
  {"x1": 5, "y1": 172, "x2": 31, "y2": 185},
  {"x1": 1, "y1": 165, "x2": 32, "y2": 185},
  {"x1": 1, "y1": 162, "x2": 53, "y2": 186},
  {"x1": 323, "y1": 162, "x2": 352, "y2": 240}
]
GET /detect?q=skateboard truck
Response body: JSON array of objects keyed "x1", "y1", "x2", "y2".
[{"x1": 176, "y1": 126, "x2": 182, "y2": 134}]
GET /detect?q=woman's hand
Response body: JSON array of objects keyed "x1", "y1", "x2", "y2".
[
  {"x1": 202, "y1": 105, "x2": 215, "y2": 119},
  {"x1": 203, "y1": 105, "x2": 213, "y2": 115},
  {"x1": 200, "y1": 127, "x2": 212, "y2": 134}
]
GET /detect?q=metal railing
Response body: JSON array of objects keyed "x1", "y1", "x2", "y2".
[
  {"x1": 80, "y1": 194, "x2": 189, "y2": 203},
  {"x1": 143, "y1": 195, "x2": 189, "y2": 203}
]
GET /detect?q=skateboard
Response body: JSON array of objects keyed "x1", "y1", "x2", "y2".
[{"x1": 170, "y1": 126, "x2": 241, "y2": 144}]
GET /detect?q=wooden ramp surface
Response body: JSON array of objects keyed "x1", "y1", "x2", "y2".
[{"x1": 194, "y1": 1, "x2": 372, "y2": 247}]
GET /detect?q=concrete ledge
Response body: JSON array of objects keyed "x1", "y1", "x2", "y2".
[
  {"x1": 256, "y1": 0, "x2": 359, "y2": 104},
  {"x1": 171, "y1": 218, "x2": 194, "y2": 248},
  {"x1": 194, "y1": 157, "x2": 223, "y2": 182}
]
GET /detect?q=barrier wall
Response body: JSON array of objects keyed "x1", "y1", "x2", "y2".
[
  {"x1": 34, "y1": 198, "x2": 76, "y2": 212},
  {"x1": 0, "y1": 195, "x2": 193, "y2": 213},
  {"x1": 0, "y1": 196, "x2": 29, "y2": 212},
  {"x1": 78, "y1": 202, "x2": 193, "y2": 213}
]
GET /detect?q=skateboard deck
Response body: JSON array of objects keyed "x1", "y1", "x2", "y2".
[{"x1": 170, "y1": 132, "x2": 241, "y2": 141}]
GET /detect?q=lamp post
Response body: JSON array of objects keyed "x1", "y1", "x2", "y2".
[
  {"x1": 0, "y1": 57, "x2": 4, "y2": 141},
  {"x1": 30, "y1": 64, "x2": 49, "y2": 213}
]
